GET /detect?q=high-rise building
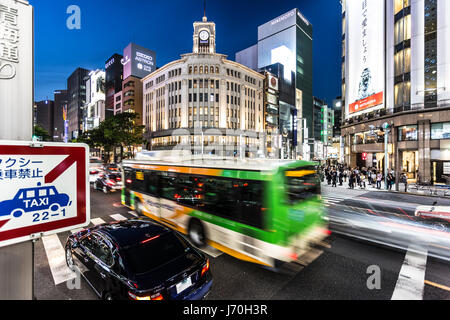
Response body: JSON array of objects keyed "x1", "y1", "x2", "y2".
[
  {"x1": 120, "y1": 43, "x2": 156, "y2": 125},
  {"x1": 67, "y1": 67, "x2": 90, "y2": 140},
  {"x1": 53, "y1": 90, "x2": 68, "y2": 142},
  {"x1": 83, "y1": 69, "x2": 106, "y2": 131},
  {"x1": 313, "y1": 97, "x2": 334, "y2": 160},
  {"x1": 236, "y1": 8, "x2": 313, "y2": 159},
  {"x1": 34, "y1": 100, "x2": 54, "y2": 139},
  {"x1": 105, "y1": 54, "x2": 124, "y2": 118},
  {"x1": 142, "y1": 14, "x2": 265, "y2": 157},
  {"x1": 260, "y1": 63, "x2": 297, "y2": 159},
  {"x1": 332, "y1": 97, "x2": 343, "y2": 138},
  {"x1": 341, "y1": 0, "x2": 450, "y2": 185}
]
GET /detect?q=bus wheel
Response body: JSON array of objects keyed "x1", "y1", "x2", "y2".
[
  {"x1": 135, "y1": 200, "x2": 143, "y2": 216},
  {"x1": 188, "y1": 219, "x2": 207, "y2": 248}
]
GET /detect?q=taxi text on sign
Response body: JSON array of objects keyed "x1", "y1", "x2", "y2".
[{"x1": 0, "y1": 141, "x2": 90, "y2": 247}]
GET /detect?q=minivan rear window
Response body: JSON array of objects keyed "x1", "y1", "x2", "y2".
[{"x1": 121, "y1": 232, "x2": 189, "y2": 275}]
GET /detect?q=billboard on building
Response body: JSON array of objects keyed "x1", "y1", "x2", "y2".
[
  {"x1": 122, "y1": 43, "x2": 156, "y2": 79},
  {"x1": 345, "y1": 0, "x2": 385, "y2": 118}
]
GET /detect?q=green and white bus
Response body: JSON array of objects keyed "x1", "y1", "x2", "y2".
[{"x1": 121, "y1": 154, "x2": 328, "y2": 267}]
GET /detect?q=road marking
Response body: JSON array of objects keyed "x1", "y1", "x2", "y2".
[
  {"x1": 424, "y1": 280, "x2": 450, "y2": 292},
  {"x1": 200, "y1": 245, "x2": 223, "y2": 258},
  {"x1": 111, "y1": 214, "x2": 127, "y2": 221},
  {"x1": 41, "y1": 234, "x2": 76, "y2": 285},
  {"x1": 90, "y1": 218, "x2": 106, "y2": 225},
  {"x1": 391, "y1": 246, "x2": 428, "y2": 300}
]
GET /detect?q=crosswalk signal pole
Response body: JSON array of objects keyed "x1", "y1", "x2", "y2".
[{"x1": 382, "y1": 122, "x2": 390, "y2": 191}]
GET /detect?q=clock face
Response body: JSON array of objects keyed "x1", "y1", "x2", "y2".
[{"x1": 199, "y1": 30, "x2": 209, "y2": 41}]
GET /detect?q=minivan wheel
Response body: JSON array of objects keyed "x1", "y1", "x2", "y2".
[
  {"x1": 65, "y1": 246, "x2": 75, "y2": 271},
  {"x1": 188, "y1": 219, "x2": 207, "y2": 248}
]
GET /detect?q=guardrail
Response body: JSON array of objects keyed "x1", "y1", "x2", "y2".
[{"x1": 407, "y1": 183, "x2": 450, "y2": 198}]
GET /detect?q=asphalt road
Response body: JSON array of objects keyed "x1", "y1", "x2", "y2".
[{"x1": 32, "y1": 186, "x2": 450, "y2": 300}]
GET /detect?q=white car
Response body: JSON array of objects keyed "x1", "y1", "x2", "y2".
[
  {"x1": 89, "y1": 158, "x2": 103, "y2": 184},
  {"x1": 415, "y1": 203, "x2": 450, "y2": 231}
]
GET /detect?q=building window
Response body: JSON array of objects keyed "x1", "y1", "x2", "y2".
[
  {"x1": 431, "y1": 122, "x2": 450, "y2": 140},
  {"x1": 394, "y1": 81, "x2": 411, "y2": 108},
  {"x1": 394, "y1": 48, "x2": 411, "y2": 76},
  {"x1": 394, "y1": 0, "x2": 410, "y2": 15},
  {"x1": 398, "y1": 125, "x2": 418, "y2": 141},
  {"x1": 424, "y1": 0, "x2": 438, "y2": 108},
  {"x1": 394, "y1": 14, "x2": 411, "y2": 45}
]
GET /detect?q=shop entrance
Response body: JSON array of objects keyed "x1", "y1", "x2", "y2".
[
  {"x1": 432, "y1": 160, "x2": 450, "y2": 185},
  {"x1": 402, "y1": 151, "x2": 419, "y2": 181}
]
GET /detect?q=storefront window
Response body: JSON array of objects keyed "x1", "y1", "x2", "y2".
[
  {"x1": 431, "y1": 122, "x2": 450, "y2": 140},
  {"x1": 354, "y1": 133, "x2": 364, "y2": 145},
  {"x1": 398, "y1": 125, "x2": 418, "y2": 141}
]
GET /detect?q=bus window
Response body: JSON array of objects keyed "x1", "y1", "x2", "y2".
[
  {"x1": 176, "y1": 175, "x2": 205, "y2": 207},
  {"x1": 134, "y1": 171, "x2": 146, "y2": 193},
  {"x1": 160, "y1": 173, "x2": 178, "y2": 200},
  {"x1": 145, "y1": 171, "x2": 159, "y2": 196},
  {"x1": 285, "y1": 174, "x2": 320, "y2": 205},
  {"x1": 204, "y1": 178, "x2": 238, "y2": 221},
  {"x1": 239, "y1": 181, "x2": 263, "y2": 229}
]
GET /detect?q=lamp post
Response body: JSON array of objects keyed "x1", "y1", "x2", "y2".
[{"x1": 382, "y1": 122, "x2": 390, "y2": 190}]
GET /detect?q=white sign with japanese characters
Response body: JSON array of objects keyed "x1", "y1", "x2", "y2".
[
  {"x1": 0, "y1": 0, "x2": 33, "y2": 140},
  {"x1": 0, "y1": 141, "x2": 90, "y2": 247}
]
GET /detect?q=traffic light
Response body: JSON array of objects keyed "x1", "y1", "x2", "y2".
[{"x1": 362, "y1": 152, "x2": 368, "y2": 161}]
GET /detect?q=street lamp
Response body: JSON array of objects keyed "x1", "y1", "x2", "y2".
[{"x1": 382, "y1": 122, "x2": 390, "y2": 190}]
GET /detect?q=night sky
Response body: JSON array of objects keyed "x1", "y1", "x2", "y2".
[{"x1": 32, "y1": 0, "x2": 342, "y2": 105}]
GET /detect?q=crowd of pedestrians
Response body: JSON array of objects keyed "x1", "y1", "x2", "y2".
[{"x1": 320, "y1": 164, "x2": 408, "y2": 191}]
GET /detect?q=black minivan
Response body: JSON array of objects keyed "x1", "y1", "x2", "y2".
[{"x1": 65, "y1": 219, "x2": 212, "y2": 300}]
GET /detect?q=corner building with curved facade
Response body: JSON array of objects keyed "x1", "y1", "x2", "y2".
[
  {"x1": 341, "y1": 0, "x2": 450, "y2": 185},
  {"x1": 142, "y1": 16, "x2": 265, "y2": 157}
]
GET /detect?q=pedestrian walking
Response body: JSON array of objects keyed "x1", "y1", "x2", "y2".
[
  {"x1": 387, "y1": 172, "x2": 394, "y2": 190},
  {"x1": 401, "y1": 172, "x2": 408, "y2": 192},
  {"x1": 376, "y1": 172, "x2": 382, "y2": 189},
  {"x1": 360, "y1": 173, "x2": 366, "y2": 189},
  {"x1": 332, "y1": 171, "x2": 337, "y2": 187}
]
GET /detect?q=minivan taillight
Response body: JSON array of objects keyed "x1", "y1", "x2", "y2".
[
  {"x1": 128, "y1": 291, "x2": 164, "y2": 301},
  {"x1": 201, "y1": 259, "x2": 210, "y2": 277}
]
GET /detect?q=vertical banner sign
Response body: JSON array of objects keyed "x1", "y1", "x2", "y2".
[
  {"x1": 345, "y1": 0, "x2": 385, "y2": 118},
  {"x1": 0, "y1": 141, "x2": 90, "y2": 247},
  {"x1": 0, "y1": 0, "x2": 33, "y2": 140}
]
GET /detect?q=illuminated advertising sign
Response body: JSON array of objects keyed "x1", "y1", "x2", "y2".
[
  {"x1": 268, "y1": 74, "x2": 278, "y2": 91},
  {"x1": 122, "y1": 43, "x2": 156, "y2": 79},
  {"x1": 345, "y1": 0, "x2": 385, "y2": 118}
]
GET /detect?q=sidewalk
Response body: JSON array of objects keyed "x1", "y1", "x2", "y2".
[{"x1": 321, "y1": 180, "x2": 450, "y2": 199}]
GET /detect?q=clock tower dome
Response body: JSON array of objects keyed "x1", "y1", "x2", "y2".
[{"x1": 193, "y1": 15, "x2": 216, "y2": 54}]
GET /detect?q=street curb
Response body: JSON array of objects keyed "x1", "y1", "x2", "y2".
[{"x1": 321, "y1": 183, "x2": 450, "y2": 200}]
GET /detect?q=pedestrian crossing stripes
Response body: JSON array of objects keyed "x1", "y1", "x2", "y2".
[
  {"x1": 392, "y1": 246, "x2": 428, "y2": 300},
  {"x1": 41, "y1": 234, "x2": 76, "y2": 286}
]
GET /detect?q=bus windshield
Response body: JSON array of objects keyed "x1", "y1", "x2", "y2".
[{"x1": 285, "y1": 173, "x2": 320, "y2": 205}]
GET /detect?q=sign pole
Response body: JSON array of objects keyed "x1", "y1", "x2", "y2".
[{"x1": 0, "y1": 0, "x2": 34, "y2": 300}]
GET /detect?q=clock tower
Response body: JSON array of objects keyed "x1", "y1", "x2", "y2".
[{"x1": 193, "y1": 15, "x2": 216, "y2": 54}]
